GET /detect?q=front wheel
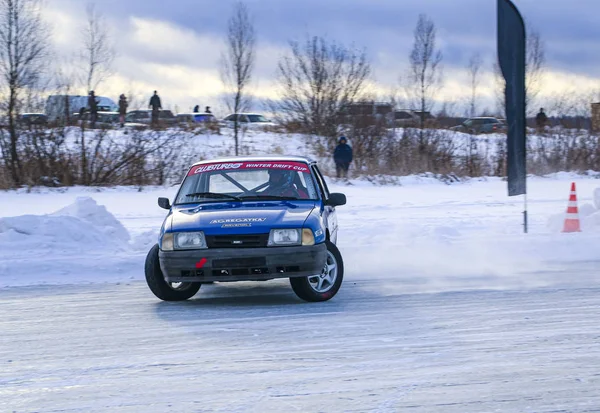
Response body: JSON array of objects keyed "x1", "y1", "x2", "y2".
[
  {"x1": 145, "y1": 244, "x2": 201, "y2": 301},
  {"x1": 290, "y1": 241, "x2": 344, "y2": 302}
]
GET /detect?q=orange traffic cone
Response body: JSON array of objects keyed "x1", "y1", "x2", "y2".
[{"x1": 562, "y1": 182, "x2": 581, "y2": 233}]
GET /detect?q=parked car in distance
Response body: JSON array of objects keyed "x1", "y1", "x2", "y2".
[
  {"x1": 176, "y1": 113, "x2": 218, "y2": 125},
  {"x1": 450, "y1": 117, "x2": 506, "y2": 134},
  {"x1": 392, "y1": 110, "x2": 420, "y2": 128},
  {"x1": 19, "y1": 113, "x2": 48, "y2": 126},
  {"x1": 222, "y1": 113, "x2": 276, "y2": 129},
  {"x1": 145, "y1": 156, "x2": 346, "y2": 303},
  {"x1": 74, "y1": 111, "x2": 120, "y2": 128},
  {"x1": 45, "y1": 95, "x2": 118, "y2": 122},
  {"x1": 125, "y1": 110, "x2": 177, "y2": 126}
]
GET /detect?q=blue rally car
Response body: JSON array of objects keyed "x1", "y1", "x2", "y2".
[{"x1": 145, "y1": 156, "x2": 347, "y2": 302}]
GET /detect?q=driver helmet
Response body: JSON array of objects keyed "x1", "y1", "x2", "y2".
[{"x1": 268, "y1": 169, "x2": 294, "y2": 188}]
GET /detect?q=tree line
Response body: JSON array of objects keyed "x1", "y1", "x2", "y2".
[{"x1": 0, "y1": 0, "x2": 599, "y2": 189}]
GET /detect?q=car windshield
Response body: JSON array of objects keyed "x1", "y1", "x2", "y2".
[
  {"x1": 175, "y1": 161, "x2": 319, "y2": 205},
  {"x1": 247, "y1": 115, "x2": 268, "y2": 123}
]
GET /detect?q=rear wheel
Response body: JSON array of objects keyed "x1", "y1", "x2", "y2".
[
  {"x1": 290, "y1": 241, "x2": 344, "y2": 302},
  {"x1": 145, "y1": 244, "x2": 201, "y2": 301}
]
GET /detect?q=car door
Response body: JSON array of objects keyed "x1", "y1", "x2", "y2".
[
  {"x1": 311, "y1": 165, "x2": 339, "y2": 244},
  {"x1": 472, "y1": 119, "x2": 484, "y2": 133}
]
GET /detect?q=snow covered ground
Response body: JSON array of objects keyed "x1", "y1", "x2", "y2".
[
  {"x1": 1, "y1": 168, "x2": 600, "y2": 411},
  {"x1": 1, "y1": 173, "x2": 600, "y2": 291}
]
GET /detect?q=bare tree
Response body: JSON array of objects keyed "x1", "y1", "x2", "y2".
[
  {"x1": 0, "y1": 0, "x2": 48, "y2": 186},
  {"x1": 275, "y1": 35, "x2": 371, "y2": 138},
  {"x1": 80, "y1": 2, "x2": 115, "y2": 93},
  {"x1": 405, "y1": 14, "x2": 443, "y2": 130},
  {"x1": 77, "y1": 2, "x2": 115, "y2": 184},
  {"x1": 52, "y1": 59, "x2": 78, "y2": 124},
  {"x1": 495, "y1": 26, "x2": 546, "y2": 116},
  {"x1": 525, "y1": 29, "x2": 545, "y2": 113},
  {"x1": 467, "y1": 53, "x2": 482, "y2": 118},
  {"x1": 220, "y1": 1, "x2": 255, "y2": 156}
]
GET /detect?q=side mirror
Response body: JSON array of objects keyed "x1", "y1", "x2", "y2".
[
  {"x1": 158, "y1": 197, "x2": 171, "y2": 210},
  {"x1": 326, "y1": 193, "x2": 346, "y2": 207}
]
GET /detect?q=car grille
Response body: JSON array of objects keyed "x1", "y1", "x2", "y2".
[
  {"x1": 213, "y1": 257, "x2": 267, "y2": 268},
  {"x1": 205, "y1": 234, "x2": 269, "y2": 248}
]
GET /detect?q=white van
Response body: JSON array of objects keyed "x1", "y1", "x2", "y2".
[{"x1": 45, "y1": 95, "x2": 118, "y2": 122}]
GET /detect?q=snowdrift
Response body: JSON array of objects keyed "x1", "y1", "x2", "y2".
[
  {"x1": 0, "y1": 197, "x2": 142, "y2": 287},
  {"x1": 0, "y1": 197, "x2": 129, "y2": 253}
]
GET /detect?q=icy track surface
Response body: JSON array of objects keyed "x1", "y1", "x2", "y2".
[
  {"x1": 2, "y1": 283, "x2": 600, "y2": 412},
  {"x1": 1, "y1": 175, "x2": 600, "y2": 411}
]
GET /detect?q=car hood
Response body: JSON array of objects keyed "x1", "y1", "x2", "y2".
[{"x1": 168, "y1": 201, "x2": 317, "y2": 235}]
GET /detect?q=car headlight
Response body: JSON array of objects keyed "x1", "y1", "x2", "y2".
[
  {"x1": 268, "y1": 229, "x2": 316, "y2": 246},
  {"x1": 161, "y1": 233, "x2": 174, "y2": 251},
  {"x1": 173, "y1": 232, "x2": 207, "y2": 250},
  {"x1": 302, "y1": 228, "x2": 315, "y2": 246},
  {"x1": 268, "y1": 229, "x2": 301, "y2": 246}
]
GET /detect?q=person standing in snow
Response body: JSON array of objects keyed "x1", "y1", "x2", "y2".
[
  {"x1": 205, "y1": 106, "x2": 212, "y2": 114},
  {"x1": 193, "y1": 105, "x2": 200, "y2": 113},
  {"x1": 536, "y1": 108, "x2": 548, "y2": 131},
  {"x1": 149, "y1": 91, "x2": 162, "y2": 127},
  {"x1": 333, "y1": 136, "x2": 353, "y2": 179},
  {"x1": 118, "y1": 94, "x2": 128, "y2": 127}
]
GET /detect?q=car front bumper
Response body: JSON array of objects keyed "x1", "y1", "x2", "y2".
[{"x1": 158, "y1": 244, "x2": 327, "y2": 283}]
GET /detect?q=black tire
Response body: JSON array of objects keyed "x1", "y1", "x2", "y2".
[
  {"x1": 290, "y1": 241, "x2": 344, "y2": 302},
  {"x1": 145, "y1": 244, "x2": 201, "y2": 301}
]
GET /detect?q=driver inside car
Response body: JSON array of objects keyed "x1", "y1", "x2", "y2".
[{"x1": 263, "y1": 170, "x2": 308, "y2": 199}]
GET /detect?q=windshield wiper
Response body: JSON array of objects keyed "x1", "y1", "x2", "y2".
[
  {"x1": 184, "y1": 192, "x2": 242, "y2": 201},
  {"x1": 240, "y1": 195, "x2": 298, "y2": 201}
]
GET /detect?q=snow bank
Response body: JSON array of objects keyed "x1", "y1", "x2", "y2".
[
  {"x1": 0, "y1": 197, "x2": 138, "y2": 287},
  {"x1": 0, "y1": 197, "x2": 130, "y2": 253},
  {"x1": 52, "y1": 196, "x2": 130, "y2": 243},
  {"x1": 0, "y1": 215, "x2": 121, "y2": 253}
]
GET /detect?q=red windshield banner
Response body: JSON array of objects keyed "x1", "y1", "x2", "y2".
[{"x1": 188, "y1": 161, "x2": 311, "y2": 176}]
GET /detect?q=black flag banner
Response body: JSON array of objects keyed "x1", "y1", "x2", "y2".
[{"x1": 497, "y1": 0, "x2": 527, "y2": 196}]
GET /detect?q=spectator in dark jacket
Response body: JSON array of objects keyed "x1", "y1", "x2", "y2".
[
  {"x1": 536, "y1": 108, "x2": 548, "y2": 130},
  {"x1": 149, "y1": 91, "x2": 162, "y2": 127},
  {"x1": 118, "y1": 94, "x2": 128, "y2": 127},
  {"x1": 88, "y1": 91, "x2": 99, "y2": 127},
  {"x1": 205, "y1": 106, "x2": 212, "y2": 114},
  {"x1": 193, "y1": 105, "x2": 200, "y2": 113},
  {"x1": 333, "y1": 136, "x2": 353, "y2": 179}
]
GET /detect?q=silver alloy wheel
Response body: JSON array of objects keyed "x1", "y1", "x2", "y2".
[{"x1": 308, "y1": 250, "x2": 338, "y2": 293}]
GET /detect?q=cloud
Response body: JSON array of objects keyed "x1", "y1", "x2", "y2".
[{"x1": 41, "y1": 0, "x2": 600, "y2": 116}]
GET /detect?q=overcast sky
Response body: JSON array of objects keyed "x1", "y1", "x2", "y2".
[{"x1": 45, "y1": 0, "x2": 600, "y2": 115}]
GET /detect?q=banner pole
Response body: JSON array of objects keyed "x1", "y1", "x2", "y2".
[{"x1": 523, "y1": 193, "x2": 528, "y2": 233}]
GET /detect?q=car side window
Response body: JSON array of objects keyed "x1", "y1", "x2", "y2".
[{"x1": 311, "y1": 165, "x2": 330, "y2": 200}]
